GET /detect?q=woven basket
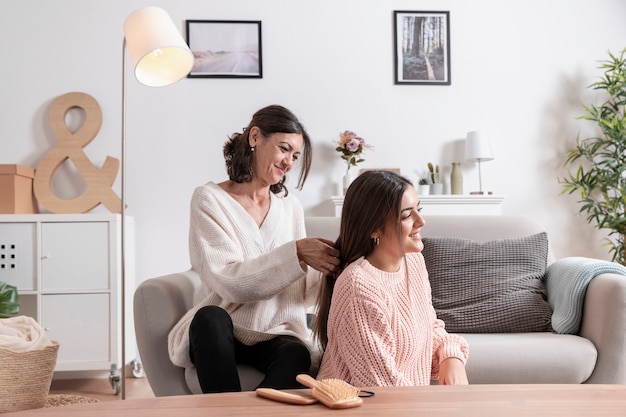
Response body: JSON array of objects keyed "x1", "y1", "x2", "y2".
[{"x1": 0, "y1": 341, "x2": 59, "y2": 413}]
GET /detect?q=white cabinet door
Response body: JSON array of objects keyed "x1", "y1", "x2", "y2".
[
  {"x1": 0, "y1": 222, "x2": 36, "y2": 290},
  {"x1": 41, "y1": 222, "x2": 109, "y2": 290},
  {"x1": 42, "y1": 293, "x2": 111, "y2": 370}
]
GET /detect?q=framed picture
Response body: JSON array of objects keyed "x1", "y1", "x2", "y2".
[
  {"x1": 393, "y1": 11, "x2": 450, "y2": 85},
  {"x1": 185, "y1": 20, "x2": 262, "y2": 78}
]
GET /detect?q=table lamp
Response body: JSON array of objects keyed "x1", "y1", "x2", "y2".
[
  {"x1": 120, "y1": 6, "x2": 193, "y2": 398},
  {"x1": 465, "y1": 130, "x2": 494, "y2": 195}
]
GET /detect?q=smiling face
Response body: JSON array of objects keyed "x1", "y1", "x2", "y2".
[
  {"x1": 371, "y1": 185, "x2": 426, "y2": 269},
  {"x1": 249, "y1": 127, "x2": 303, "y2": 187}
]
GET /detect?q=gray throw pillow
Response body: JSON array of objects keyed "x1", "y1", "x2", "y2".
[{"x1": 422, "y1": 233, "x2": 553, "y2": 333}]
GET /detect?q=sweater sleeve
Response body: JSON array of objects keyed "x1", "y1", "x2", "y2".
[
  {"x1": 189, "y1": 184, "x2": 308, "y2": 303},
  {"x1": 411, "y1": 253, "x2": 469, "y2": 380},
  {"x1": 429, "y1": 305, "x2": 469, "y2": 379}
]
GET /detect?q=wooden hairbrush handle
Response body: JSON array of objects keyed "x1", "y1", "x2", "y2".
[{"x1": 255, "y1": 388, "x2": 317, "y2": 405}]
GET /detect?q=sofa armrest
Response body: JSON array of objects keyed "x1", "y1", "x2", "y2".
[
  {"x1": 579, "y1": 272, "x2": 626, "y2": 383},
  {"x1": 134, "y1": 270, "x2": 200, "y2": 396}
]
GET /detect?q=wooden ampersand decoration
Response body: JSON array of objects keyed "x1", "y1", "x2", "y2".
[{"x1": 34, "y1": 92, "x2": 122, "y2": 214}]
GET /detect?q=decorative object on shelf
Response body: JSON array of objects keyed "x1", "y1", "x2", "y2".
[
  {"x1": 450, "y1": 162, "x2": 463, "y2": 195},
  {"x1": 119, "y1": 6, "x2": 193, "y2": 398},
  {"x1": 33, "y1": 92, "x2": 122, "y2": 214},
  {"x1": 342, "y1": 171, "x2": 355, "y2": 195},
  {"x1": 336, "y1": 130, "x2": 372, "y2": 195},
  {"x1": 417, "y1": 177, "x2": 430, "y2": 195},
  {"x1": 465, "y1": 131, "x2": 494, "y2": 195},
  {"x1": 0, "y1": 164, "x2": 37, "y2": 214},
  {"x1": 560, "y1": 48, "x2": 626, "y2": 264},
  {"x1": 427, "y1": 162, "x2": 442, "y2": 195}
]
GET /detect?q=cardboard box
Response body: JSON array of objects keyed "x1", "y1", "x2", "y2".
[{"x1": 0, "y1": 164, "x2": 38, "y2": 214}]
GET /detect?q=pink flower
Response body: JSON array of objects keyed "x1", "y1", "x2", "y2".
[
  {"x1": 336, "y1": 130, "x2": 372, "y2": 171},
  {"x1": 345, "y1": 138, "x2": 361, "y2": 152}
]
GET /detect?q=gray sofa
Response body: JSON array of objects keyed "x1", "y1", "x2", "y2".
[{"x1": 134, "y1": 215, "x2": 626, "y2": 396}]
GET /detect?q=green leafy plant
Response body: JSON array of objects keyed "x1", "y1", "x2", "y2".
[
  {"x1": 427, "y1": 162, "x2": 441, "y2": 184},
  {"x1": 418, "y1": 177, "x2": 429, "y2": 185},
  {"x1": 560, "y1": 48, "x2": 626, "y2": 264},
  {"x1": 0, "y1": 281, "x2": 20, "y2": 318}
]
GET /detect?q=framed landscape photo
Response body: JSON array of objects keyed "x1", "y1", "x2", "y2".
[
  {"x1": 186, "y1": 20, "x2": 262, "y2": 78},
  {"x1": 394, "y1": 11, "x2": 450, "y2": 85}
]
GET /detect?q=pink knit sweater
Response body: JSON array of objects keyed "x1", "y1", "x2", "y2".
[{"x1": 317, "y1": 253, "x2": 468, "y2": 386}]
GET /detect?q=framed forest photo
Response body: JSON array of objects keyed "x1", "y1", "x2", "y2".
[
  {"x1": 186, "y1": 20, "x2": 262, "y2": 78},
  {"x1": 394, "y1": 11, "x2": 451, "y2": 85}
]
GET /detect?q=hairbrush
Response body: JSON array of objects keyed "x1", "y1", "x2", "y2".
[{"x1": 296, "y1": 374, "x2": 363, "y2": 409}]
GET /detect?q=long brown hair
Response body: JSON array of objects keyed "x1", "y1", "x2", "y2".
[
  {"x1": 223, "y1": 104, "x2": 312, "y2": 195},
  {"x1": 313, "y1": 170, "x2": 413, "y2": 350}
]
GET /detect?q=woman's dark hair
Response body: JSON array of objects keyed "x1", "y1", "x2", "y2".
[
  {"x1": 223, "y1": 104, "x2": 312, "y2": 195},
  {"x1": 313, "y1": 170, "x2": 413, "y2": 350}
]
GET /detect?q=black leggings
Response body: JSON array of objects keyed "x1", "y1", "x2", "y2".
[{"x1": 189, "y1": 305, "x2": 312, "y2": 393}]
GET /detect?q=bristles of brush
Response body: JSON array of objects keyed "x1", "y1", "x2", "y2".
[
  {"x1": 296, "y1": 374, "x2": 363, "y2": 409},
  {"x1": 314, "y1": 378, "x2": 360, "y2": 402}
]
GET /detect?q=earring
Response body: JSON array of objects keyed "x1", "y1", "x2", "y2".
[
  {"x1": 251, "y1": 146, "x2": 255, "y2": 152},
  {"x1": 372, "y1": 237, "x2": 380, "y2": 246}
]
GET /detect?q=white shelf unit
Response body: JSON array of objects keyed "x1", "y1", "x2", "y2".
[
  {"x1": 330, "y1": 194, "x2": 505, "y2": 217},
  {"x1": 0, "y1": 213, "x2": 135, "y2": 378}
]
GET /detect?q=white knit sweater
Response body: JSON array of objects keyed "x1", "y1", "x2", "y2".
[{"x1": 168, "y1": 182, "x2": 319, "y2": 368}]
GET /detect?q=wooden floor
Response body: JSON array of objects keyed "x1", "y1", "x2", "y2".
[{"x1": 49, "y1": 377, "x2": 155, "y2": 402}]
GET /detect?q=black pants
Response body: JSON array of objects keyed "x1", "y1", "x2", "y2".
[{"x1": 189, "y1": 305, "x2": 312, "y2": 393}]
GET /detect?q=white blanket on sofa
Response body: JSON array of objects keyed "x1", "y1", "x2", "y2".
[
  {"x1": 0, "y1": 315, "x2": 52, "y2": 352},
  {"x1": 544, "y1": 257, "x2": 626, "y2": 334}
]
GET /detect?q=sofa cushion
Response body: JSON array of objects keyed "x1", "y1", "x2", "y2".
[
  {"x1": 423, "y1": 233, "x2": 553, "y2": 333},
  {"x1": 458, "y1": 333, "x2": 597, "y2": 384}
]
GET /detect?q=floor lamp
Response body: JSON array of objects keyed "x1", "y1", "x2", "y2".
[
  {"x1": 120, "y1": 6, "x2": 193, "y2": 399},
  {"x1": 465, "y1": 130, "x2": 494, "y2": 195}
]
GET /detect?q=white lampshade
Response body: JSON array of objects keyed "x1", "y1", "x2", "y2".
[
  {"x1": 465, "y1": 130, "x2": 494, "y2": 162},
  {"x1": 123, "y1": 7, "x2": 194, "y2": 87}
]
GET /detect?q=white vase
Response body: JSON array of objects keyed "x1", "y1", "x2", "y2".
[
  {"x1": 418, "y1": 184, "x2": 430, "y2": 195},
  {"x1": 343, "y1": 171, "x2": 355, "y2": 195},
  {"x1": 429, "y1": 183, "x2": 443, "y2": 195}
]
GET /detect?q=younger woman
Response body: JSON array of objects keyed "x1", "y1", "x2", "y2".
[{"x1": 315, "y1": 170, "x2": 469, "y2": 386}]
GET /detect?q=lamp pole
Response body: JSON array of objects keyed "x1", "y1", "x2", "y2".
[{"x1": 119, "y1": 6, "x2": 194, "y2": 399}]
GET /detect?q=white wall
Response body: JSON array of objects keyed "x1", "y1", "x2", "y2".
[{"x1": 1, "y1": 0, "x2": 625, "y2": 286}]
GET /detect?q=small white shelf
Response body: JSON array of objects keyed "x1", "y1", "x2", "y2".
[{"x1": 330, "y1": 194, "x2": 505, "y2": 217}]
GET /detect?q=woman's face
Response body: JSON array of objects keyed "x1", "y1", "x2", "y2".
[
  {"x1": 249, "y1": 127, "x2": 303, "y2": 186},
  {"x1": 379, "y1": 185, "x2": 426, "y2": 255}
]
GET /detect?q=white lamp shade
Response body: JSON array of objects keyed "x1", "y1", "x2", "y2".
[
  {"x1": 123, "y1": 7, "x2": 194, "y2": 87},
  {"x1": 465, "y1": 130, "x2": 494, "y2": 162}
]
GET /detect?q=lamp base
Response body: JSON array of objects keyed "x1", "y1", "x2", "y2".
[{"x1": 470, "y1": 191, "x2": 493, "y2": 195}]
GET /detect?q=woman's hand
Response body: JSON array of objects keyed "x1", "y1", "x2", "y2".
[
  {"x1": 438, "y1": 357, "x2": 469, "y2": 385},
  {"x1": 296, "y1": 238, "x2": 340, "y2": 275}
]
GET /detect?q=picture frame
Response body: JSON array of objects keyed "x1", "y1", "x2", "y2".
[
  {"x1": 393, "y1": 11, "x2": 450, "y2": 85},
  {"x1": 185, "y1": 20, "x2": 262, "y2": 78}
]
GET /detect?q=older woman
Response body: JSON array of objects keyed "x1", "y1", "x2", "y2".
[{"x1": 168, "y1": 105, "x2": 340, "y2": 393}]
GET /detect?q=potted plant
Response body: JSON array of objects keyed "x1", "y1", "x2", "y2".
[
  {"x1": 560, "y1": 48, "x2": 626, "y2": 264},
  {"x1": 0, "y1": 281, "x2": 19, "y2": 318},
  {"x1": 427, "y1": 162, "x2": 443, "y2": 195},
  {"x1": 417, "y1": 177, "x2": 430, "y2": 195}
]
